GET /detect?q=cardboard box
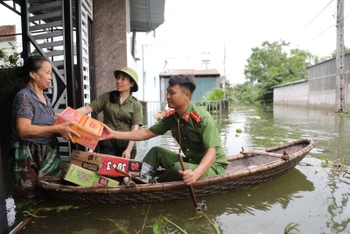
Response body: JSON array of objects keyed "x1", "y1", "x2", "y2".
[
  {"x1": 63, "y1": 164, "x2": 119, "y2": 187},
  {"x1": 70, "y1": 159, "x2": 100, "y2": 173},
  {"x1": 55, "y1": 107, "x2": 104, "y2": 150},
  {"x1": 71, "y1": 150, "x2": 143, "y2": 177}
]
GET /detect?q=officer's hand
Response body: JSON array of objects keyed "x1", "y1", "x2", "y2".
[
  {"x1": 121, "y1": 149, "x2": 131, "y2": 159},
  {"x1": 100, "y1": 124, "x2": 115, "y2": 140},
  {"x1": 179, "y1": 169, "x2": 200, "y2": 185}
]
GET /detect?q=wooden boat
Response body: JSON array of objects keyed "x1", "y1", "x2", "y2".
[{"x1": 39, "y1": 139, "x2": 314, "y2": 204}]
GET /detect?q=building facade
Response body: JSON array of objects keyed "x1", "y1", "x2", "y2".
[
  {"x1": 273, "y1": 54, "x2": 350, "y2": 111},
  {"x1": 0, "y1": 0, "x2": 165, "y2": 159}
]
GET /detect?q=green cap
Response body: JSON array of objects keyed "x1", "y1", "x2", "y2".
[{"x1": 114, "y1": 67, "x2": 139, "y2": 92}]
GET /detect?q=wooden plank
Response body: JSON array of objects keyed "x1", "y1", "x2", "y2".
[
  {"x1": 32, "y1": 31, "x2": 63, "y2": 40},
  {"x1": 38, "y1": 40, "x2": 63, "y2": 48},
  {"x1": 30, "y1": 20, "x2": 62, "y2": 31},
  {"x1": 29, "y1": 11, "x2": 62, "y2": 22},
  {"x1": 28, "y1": 1, "x2": 61, "y2": 13}
]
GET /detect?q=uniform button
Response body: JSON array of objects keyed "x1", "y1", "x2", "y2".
[
  {"x1": 181, "y1": 124, "x2": 184, "y2": 127},
  {"x1": 187, "y1": 149, "x2": 189, "y2": 151},
  {"x1": 184, "y1": 137, "x2": 186, "y2": 140}
]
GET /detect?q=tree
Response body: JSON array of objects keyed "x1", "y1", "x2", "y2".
[
  {"x1": 318, "y1": 47, "x2": 350, "y2": 62},
  {"x1": 241, "y1": 40, "x2": 313, "y2": 104}
]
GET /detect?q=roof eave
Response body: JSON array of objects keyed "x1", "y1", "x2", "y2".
[{"x1": 130, "y1": 0, "x2": 165, "y2": 32}]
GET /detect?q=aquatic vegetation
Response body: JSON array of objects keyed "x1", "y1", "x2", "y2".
[
  {"x1": 23, "y1": 205, "x2": 80, "y2": 218},
  {"x1": 284, "y1": 222, "x2": 302, "y2": 234},
  {"x1": 320, "y1": 157, "x2": 350, "y2": 178},
  {"x1": 95, "y1": 205, "x2": 220, "y2": 234},
  {"x1": 153, "y1": 210, "x2": 220, "y2": 234},
  {"x1": 153, "y1": 216, "x2": 187, "y2": 234},
  {"x1": 321, "y1": 157, "x2": 347, "y2": 171}
]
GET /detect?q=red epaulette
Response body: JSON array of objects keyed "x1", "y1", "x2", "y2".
[
  {"x1": 190, "y1": 111, "x2": 202, "y2": 123},
  {"x1": 166, "y1": 110, "x2": 176, "y2": 117}
]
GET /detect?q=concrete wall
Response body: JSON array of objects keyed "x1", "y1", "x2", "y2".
[
  {"x1": 308, "y1": 90, "x2": 336, "y2": 110},
  {"x1": 274, "y1": 84, "x2": 350, "y2": 111},
  {"x1": 273, "y1": 81, "x2": 308, "y2": 106},
  {"x1": 93, "y1": 0, "x2": 128, "y2": 98}
]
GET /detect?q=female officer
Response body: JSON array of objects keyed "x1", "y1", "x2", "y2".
[{"x1": 77, "y1": 67, "x2": 143, "y2": 159}]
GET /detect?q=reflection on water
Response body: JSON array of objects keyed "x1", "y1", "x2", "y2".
[
  {"x1": 5, "y1": 105, "x2": 350, "y2": 233},
  {"x1": 325, "y1": 168, "x2": 350, "y2": 233}
]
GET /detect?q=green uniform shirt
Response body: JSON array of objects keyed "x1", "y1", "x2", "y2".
[
  {"x1": 90, "y1": 92, "x2": 143, "y2": 149},
  {"x1": 149, "y1": 103, "x2": 228, "y2": 165}
]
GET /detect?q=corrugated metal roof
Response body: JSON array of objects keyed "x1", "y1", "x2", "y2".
[
  {"x1": 271, "y1": 79, "x2": 307, "y2": 89},
  {"x1": 160, "y1": 69, "x2": 220, "y2": 77},
  {"x1": 12, "y1": 0, "x2": 165, "y2": 32},
  {"x1": 130, "y1": 0, "x2": 165, "y2": 32}
]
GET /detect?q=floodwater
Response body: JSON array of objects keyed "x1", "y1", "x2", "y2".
[{"x1": 5, "y1": 105, "x2": 350, "y2": 234}]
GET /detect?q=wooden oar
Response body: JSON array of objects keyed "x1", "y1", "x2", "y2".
[
  {"x1": 176, "y1": 118, "x2": 198, "y2": 208},
  {"x1": 178, "y1": 151, "x2": 198, "y2": 208},
  {"x1": 113, "y1": 167, "x2": 147, "y2": 184},
  {"x1": 240, "y1": 147, "x2": 290, "y2": 160}
]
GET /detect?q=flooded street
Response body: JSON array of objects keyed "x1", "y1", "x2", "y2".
[{"x1": 6, "y1": 105, "x2": 350, "y2": 233}]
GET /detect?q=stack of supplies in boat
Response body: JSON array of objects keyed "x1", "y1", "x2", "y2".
[
  {"x1": 64, "y1": 164, "x2": 120, "y2": 187},
  {"x1": 54, "y1": 107, "x2": 104, "y2": 150},
  {"x1": 63, "y1": 150, "x2": 143, "y2": 187}
]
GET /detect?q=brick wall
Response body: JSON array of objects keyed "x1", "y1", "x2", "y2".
[{"x1": 93, "y1": 0, "x2": 128, "y2": 98}]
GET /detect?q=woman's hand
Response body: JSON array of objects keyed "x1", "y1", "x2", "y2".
[
  {"x1": 100, "y1": 124, "x2": 116, "y2": 140},
  {"x1": 153, "y1": 110, "x2": 166, "y2": 121},
  {"x1": 56, "y1": 122, "x2": 80, "y2": 143}
]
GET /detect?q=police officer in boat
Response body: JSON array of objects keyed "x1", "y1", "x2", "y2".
[{"x1": 101, "y1": 74, "x2": 229, "y2": 184}]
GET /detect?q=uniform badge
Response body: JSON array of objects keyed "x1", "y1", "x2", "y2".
[{"x1": 190, "y1": 111, "x2": 202, "y2": 123}]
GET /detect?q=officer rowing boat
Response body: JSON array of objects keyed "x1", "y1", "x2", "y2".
[{"x1": 39, "y1": 139, "x2": 314, "y2": 204}]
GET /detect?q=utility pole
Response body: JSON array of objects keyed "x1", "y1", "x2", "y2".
[
  {"x1": 336, "y1": 0, "x2": 345, "y2": 112},
  {"x1": 201, "y1": 51, "x2": 210, "y2": 69}
]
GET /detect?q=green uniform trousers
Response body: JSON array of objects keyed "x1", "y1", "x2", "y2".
[{"x1": 143, "y1": 146, "x2": 226, "y2": 182}]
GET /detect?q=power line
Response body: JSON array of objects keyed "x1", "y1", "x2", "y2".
[
  {"x1": 308, "y1": 14, "x2": 350, "y2": 44},
  {"x1": 292, "y1": 0, "x2": 335, "y2": 41}
]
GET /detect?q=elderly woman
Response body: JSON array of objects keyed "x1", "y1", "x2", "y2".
[
  {"x1": 12, "y1": 55, "x2": 79, "y2": 198},
  {"x1": 77, "y1": 67, "x2": 143, "y2": 159}
]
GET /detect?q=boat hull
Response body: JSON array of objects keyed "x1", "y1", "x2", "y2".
[{"x1": 39, "y1": 139, "x2": 314, "y2": 204}]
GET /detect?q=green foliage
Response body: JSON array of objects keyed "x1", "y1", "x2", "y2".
[
  {"x1": 236, "y1": 40, "x2": 314, "y2": 104},
  {"x1": 284, "y1": 222, "x2": 302, "y2": 234},
  {"x1": 316, "y1": 47, "x2": 350, "y2": 62},
  {"x1": 196, "y1": 210, "x2": 220, "y2": 234},
  {"x1": 203, "y1": 88, "x2": 225, "y2": 101},
  {"x1": 0, "y1": 43, "x2": 23, "y2": 133},
  {"x1": 0, "y1": 42, "x2": 22, "y2": 67},
  {"x1": 153, "y1": 212, "x2": 221, "y2": 234},
  {"x1": 202, "y1": 87, "x2": 239, "y2": 106},
  {"x1": 153, "y1": 216, "x2": 187, "y2": 234}
]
